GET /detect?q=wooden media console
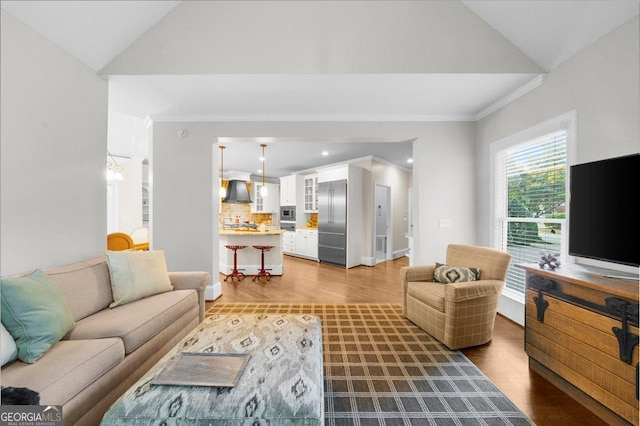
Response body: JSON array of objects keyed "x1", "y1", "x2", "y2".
[{"x1": 518, "y1": 263, "x2": 639, "y2": 425}]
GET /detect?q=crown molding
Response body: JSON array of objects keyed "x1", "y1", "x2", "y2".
[
  {"x1": 474, "y1": 74, "x2": 546, "y2": 121},
  {"x1": 148, "y1": 113, "x2": 476, "y2": 123}
]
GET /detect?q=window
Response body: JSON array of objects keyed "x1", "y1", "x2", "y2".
[{"x1": 494, "y1": 130, "x2": 567, "y2": 296}]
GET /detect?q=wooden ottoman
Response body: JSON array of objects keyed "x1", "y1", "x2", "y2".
[{"x1": 101, "y1": 314, "x2": 323, "y2": 425}]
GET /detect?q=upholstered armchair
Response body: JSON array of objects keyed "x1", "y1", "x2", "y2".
[{"x1": 401, "y1": 244, "x2": 512, "y2": 350}]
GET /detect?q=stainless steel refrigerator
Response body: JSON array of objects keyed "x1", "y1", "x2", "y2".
[{"x1": 318, "y1": 179, "x2": 347, "y2": 266}]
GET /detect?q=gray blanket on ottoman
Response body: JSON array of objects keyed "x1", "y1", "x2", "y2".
[{"x1": 101, "y1": 314, "x2": 323, "y2": 425}]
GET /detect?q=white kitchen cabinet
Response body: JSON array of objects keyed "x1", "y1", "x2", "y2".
[
  {"x1": 295, "y1": 229, "x2": 318, "y2": 259},
  {"x1": 280, "y1": 174, "x2": 304, "y2": 207},
  {"x1": 303, "y1": 174, "x2": 318, "y2": 212},
  {"x1": 282, "y1": 231, "x2": 296, "y2": 255},
  {"x1": 252, "y1": 182, "x2": 279, "y2": 213},
  {"x1": 280, "y1": 175, "x2": 295, "y2": 206}
]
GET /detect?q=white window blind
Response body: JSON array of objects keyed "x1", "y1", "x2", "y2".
[{"x1": 495, "y1": 131, "x2": 567, "y2": 294}]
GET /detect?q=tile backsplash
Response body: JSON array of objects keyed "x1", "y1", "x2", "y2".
[
  {"x1": 220, "y1": 203, "x2": 273, "y2": 226},
  {"x1": 220, "y1": 203, "x2": 251, "y2": 225}
]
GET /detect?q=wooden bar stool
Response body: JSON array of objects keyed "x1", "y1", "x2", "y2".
[
  {"x1": 252, "y1": 245, "x2": 274, "y2": 281},
  {"x1": 224, "y1": 245, "x2": 247, "y2": 282}
]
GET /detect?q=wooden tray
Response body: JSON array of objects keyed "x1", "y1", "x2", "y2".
[{"x1": 150, "y1": 352, "x2": 250, "y2": 387}]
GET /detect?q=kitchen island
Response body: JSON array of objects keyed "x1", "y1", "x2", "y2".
[{"x1": 219, "y1": 229, "x2": 285, "y2": 276}]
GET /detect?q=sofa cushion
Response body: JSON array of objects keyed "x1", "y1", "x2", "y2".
[
  {"x1": 0, "y1": 338, "x2": 124, "y2": 406},
  {"x1": 106, "y1": 250, "x2": 173, "y2": 308},
  {"x1": 45, "y1": 257, "x2": 114, "y2": 322},
  {"x1": 407, "y1": 281, "x2": 446, "y2": 313},
  {"x1": 1, "y1": 270, "x2": 76, "y2": 363},
  {"x1": 65, "y1": 290, "x2": 198, "y2": 354}
]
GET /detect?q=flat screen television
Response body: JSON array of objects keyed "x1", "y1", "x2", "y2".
[{"x1": 568, "y1": 153, "x2": 639, "y2": 267}]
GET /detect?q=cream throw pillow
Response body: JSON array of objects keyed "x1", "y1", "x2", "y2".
[
  {"x1": 106, "y1": 250, "x2": 173, "y2": 308},
  {"x1": 1, "y1": 322, "x2": 18, "y2": 366}
]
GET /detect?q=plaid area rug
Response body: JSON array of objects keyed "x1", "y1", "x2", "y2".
[{"x1": 206, "y1": 303, "x2": 534, "y2": 426}]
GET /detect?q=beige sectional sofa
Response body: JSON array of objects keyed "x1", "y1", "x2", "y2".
[{"x1": 1, "y1": 256, "x2": 210, "y2": 425}]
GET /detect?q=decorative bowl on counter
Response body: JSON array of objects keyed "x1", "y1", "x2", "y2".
[{"x1": 224, "y1": 223, "x2": 258, "y2": 230}]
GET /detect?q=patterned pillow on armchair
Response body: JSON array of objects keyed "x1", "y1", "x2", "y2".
[{"x1": 433, "y1": 263, "x2": 480, "y2": 283}]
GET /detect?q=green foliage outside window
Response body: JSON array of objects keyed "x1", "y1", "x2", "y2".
[{"x1": 507, "y1": 165, "x2": 565, "y2": 245}]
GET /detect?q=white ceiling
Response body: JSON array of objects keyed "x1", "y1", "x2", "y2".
[
  {"x1": 217, "y1": 138, "x2": 414, "y2": 180},
  {"x1": 3, "y1": 1, "x2": 636, "y2": 74},
  {"x1": 2, "y1": 0, "x2": 638, "y2": 177},
  {"x1": 0, "y1": 0, "x2": 181, "y2": 71},
  {"x1": 462, "y1": 0, "x2": 640, "y2": 71}
]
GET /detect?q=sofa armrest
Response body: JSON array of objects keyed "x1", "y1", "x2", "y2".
[
  {"x1": 169, "y1": 271, "x2": 210, "y2": 322},
  {"x1": 444, "y1": 279, "x2": 504, "y2": 302}
]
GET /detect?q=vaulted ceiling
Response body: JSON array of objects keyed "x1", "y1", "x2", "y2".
[
  {"x1": 3, "y1": 1, "x2": 637, "y2": 74},
  {"x1": 2, "y1": 1, "x2": 637, "y2": 177}
]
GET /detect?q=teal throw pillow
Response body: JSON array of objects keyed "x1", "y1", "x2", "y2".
[
  {"x1": 433, "y1": 263, "x2": 480, "y2": 283},
  {"x1": 1, "y1": 270, "x2": 75, "y2": 363}
]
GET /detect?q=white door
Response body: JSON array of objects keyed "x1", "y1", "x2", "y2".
[{"x1": 374, "y1": 184, "x2": 391, "y2": 263}]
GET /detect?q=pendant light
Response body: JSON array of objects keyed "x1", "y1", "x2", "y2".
[
  {"x1": 260, "y1": 144, "x2": 268, "y2": 197},
  {"x1": 107, "y1": 151, "x2": 124, "y2": 181},
  {"x1": 218, "y1": 145, "x2": 226, "y2": 198}
]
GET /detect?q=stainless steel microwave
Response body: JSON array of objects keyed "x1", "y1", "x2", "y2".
[{"x1": 280, "y1": 206, "x2": 296, "y2": 221}]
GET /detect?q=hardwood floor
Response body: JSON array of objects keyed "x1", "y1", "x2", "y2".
[{"x1": 207, "y1": 254, "x2": 608, "y2": 426}]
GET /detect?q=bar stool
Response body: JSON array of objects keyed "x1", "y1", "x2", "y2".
[
  {"x1": 252, "y1": 245, "x2": 274, "y2": 281},
  {"x1": 224, "y1": 245, "x2": 248, "y2": 282}
]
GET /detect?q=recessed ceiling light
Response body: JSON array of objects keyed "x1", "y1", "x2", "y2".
[
  {"x1": 407, "y1": 158, "x2": 414, "y2": 164},
  {"x1": 259, "y1": 156, "x2": 265, "y2": 162},
  {"x1": 257, "y1": 169, "x2": 263, "y2": 174},
  {"x1": 322, "y1": 151, "x2": 329, "y2": 156}
]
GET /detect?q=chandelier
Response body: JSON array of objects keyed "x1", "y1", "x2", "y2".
[{"x1": 107, "y1": 151, "x2": 123, "y2": 181}]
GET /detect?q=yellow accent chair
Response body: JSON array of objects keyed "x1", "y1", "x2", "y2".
[
  {"x1": 107, "y1": 232, "x2": 134, "y2": 251},
  {"x1": 401, "y1": 244, "x2": 512, "y2": 349}
]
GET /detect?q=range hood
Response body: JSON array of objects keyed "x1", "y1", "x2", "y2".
[{"x1": 223, "y1": 180, "x2": 252, "y2": 203}]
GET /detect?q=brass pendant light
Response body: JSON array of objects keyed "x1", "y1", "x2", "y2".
[
  {"x1": 260, "y1": 144, "x2": 268, "y2": 197},
  {"x1": 218, "y1": 145, "x2": 226, "y2": 198}
]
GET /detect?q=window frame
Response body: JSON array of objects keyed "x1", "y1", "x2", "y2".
[{"x1": 489, "y1": 111, "x2": 577, "y2": 302}]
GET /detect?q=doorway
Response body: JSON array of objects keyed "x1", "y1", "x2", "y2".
[
  {"x1": 107, "y1": 182, "x2": 118, "y2": 234},
  {"x1": 374, "y1": 184, "x2": 391, "y2": 263}
]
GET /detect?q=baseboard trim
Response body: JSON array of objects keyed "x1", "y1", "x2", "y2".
[
  {"x1": 393, "y1": 249, "x2": 409, "y2": 259},
  {"x1": 361, "y1": 257, "x2": 376, "y2": 266},
  {"x1": 206, "y1": 281, "x2": 222, "y2": 301}
]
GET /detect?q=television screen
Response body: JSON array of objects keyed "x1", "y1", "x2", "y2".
[{"x1": 568, "y1": 153, "x2": 639, "y2": 267}]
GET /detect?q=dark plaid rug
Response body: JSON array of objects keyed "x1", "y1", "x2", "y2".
[{"x1": 206, "y1": 303, "x2": 535, "y2": 426}]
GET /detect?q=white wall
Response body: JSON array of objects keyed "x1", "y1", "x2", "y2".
[
  {"x1": 151, "y1": 121, "x2": 477, "y2": 287},
  {"x1": 151, "y1": 123, "x2": 215, "y2": 276},
  {"x1": 475, "y1": 18, "x2": 639, "y2": 323},
  {"x1": 413, "y1": 122, "x2": 478, "y2": 264},
  {"x1": 0, "y1": 11, "x2": 108, "y2": 276},
  {"x1": 102, "y1": 1, "x2": 541, "y2": 75},
  {"x1": 107, "y1": 111, "x2": 149, "y2": 159}
]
